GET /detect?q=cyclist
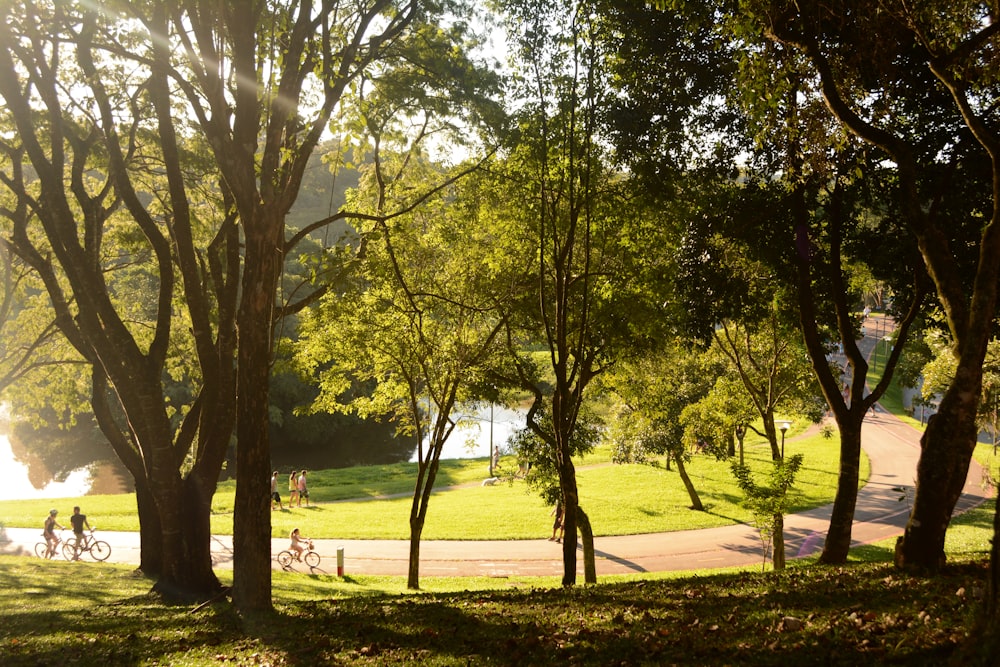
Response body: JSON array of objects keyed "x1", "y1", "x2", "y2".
[
  {"x1": 68, "y1": 506, "x2": 92, "y2": 560},
  {"x1": 289, "y1": 528, "x2": 309, "y2": 561},
  {"x1": 43, "y1": 509, "x2": 63, "y2": 557}
]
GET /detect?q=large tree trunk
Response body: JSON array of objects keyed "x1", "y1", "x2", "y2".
[
  {"x1": 133, "y1": 479, "x2": 163, "y2": 577},
  {"x1": 95, "y1": 369, "x2": 225, "y2": 600},
  {"x1": 895, "y1": 371, "x2": 982, "y2": 572},
  {"x1": 151, "y1": 473, "x2": 224, "y2": 601},
  {"x1": 819, "y1": 419, "x2": 862, "y2": 563},
  {"x1": 231, "y1": 215, "x2": 282, "y2": 613},
  {"x1": 673, "y1": 451, "x2": 704, "y2": 511}
]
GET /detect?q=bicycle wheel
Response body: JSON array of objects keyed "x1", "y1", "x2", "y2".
[
  {"x1": 89, "y1": 540, "x2": 111, "y2": 562},
  {"x1": 62, "y1": 539, "x2": 79, "y2": 561},
  {"x1": 276, "y1": 551, "x2": 293, "y2": 568},
  {"x1": 35, "y1": 542, "x2": 51, "y2": 559},
  {"x1": 304, "y1": 551, "x2": 320, "y2": 568}
]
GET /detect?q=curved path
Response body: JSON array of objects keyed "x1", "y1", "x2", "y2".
[{"x1": 1, "y1": 407, "x2": 990, "y2": 578}]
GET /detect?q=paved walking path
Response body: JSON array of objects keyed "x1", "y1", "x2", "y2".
[{"x1": 0, "y1": 407, "x2": 990, "y2": 578}]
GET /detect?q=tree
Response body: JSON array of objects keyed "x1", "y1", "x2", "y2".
[
  {"x1": 731, "y1": 453, "x2": 804, "y2": 570},
  {"x1": 605, "y1": 0, "x2": 930, "y2": 566},
  {"x1": 491, "y1": 0, "x2": 664, "y2": 586},
  {"x1": 741, "y1": 0, "x2": 1000, "y2": 582},
  {"x1": 0, "y1": 0, "x2": 492, "y2": 611},
  {"x1": 508, "y1": 406, "x2": 601, "y2": 582},
  {"x1": 173, "y1": 0, "x2": 496, "y2": 610},
  {"x1": 606, "y1": 343, "x2": 729, "y2": 513},
  {"x1": 712, "y1": 313, "x2": 826, "y2": 460},
  {"x1": 0, "y1": 3, "x2": 239, "y2": 600},
  {"x1": 296, "y1": 155, "x2": 512, "y2": 589}
]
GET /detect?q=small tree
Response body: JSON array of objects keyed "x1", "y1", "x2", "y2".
[
  {"x1": 731, "y1": 453, "x2": 804, "y2": 570},
  {"x1": 296, "y1": 155, "x2": 511, "y2": 590},
  {"x1": 507, "y1": 407, "x2": 600, "y2": 583},
  {"x1": 606, "y1": 343, "x2": 729, "y2": 513},
  {"x1": 713, "y1": 313, "x2": 826, "y2": 461}
]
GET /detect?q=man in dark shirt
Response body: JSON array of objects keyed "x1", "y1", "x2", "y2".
[{"x1": 68, "y1": 506, "x2": 91, "y2": 560}]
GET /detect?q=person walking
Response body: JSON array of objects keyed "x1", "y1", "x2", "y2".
[
  {"x1": 288, "y1": 470, "x2": 299, "y2": 507},
  {"x1": 549, "y1": 499, "x2": 564, "y2": 543},
  {"x1": 270, "y1": 471, "x2": 283, "y2": 511},
  {"x1": 297, "y1": 469, "x2": 309, "y2": 507}
]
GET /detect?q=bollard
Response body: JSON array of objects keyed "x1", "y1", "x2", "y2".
[{"x1": 336, "y1": 546, "x2": 344, "y2": 577}]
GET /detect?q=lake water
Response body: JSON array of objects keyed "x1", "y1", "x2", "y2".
[
  {"x1": 0, "y1": 404, "x2": 526, "y2": 501},
  {"x1": 0, "y1": 433, "x2": 94, "y2": 501},
  {"x1": 409, "y1": 404, "x2": 524, "y2": 462}
]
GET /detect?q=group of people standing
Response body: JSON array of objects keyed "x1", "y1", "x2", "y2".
[{"x1": 270, "y1": 469, "x2": 309, "y2": 511}]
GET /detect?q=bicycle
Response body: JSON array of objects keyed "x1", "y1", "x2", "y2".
[
  {"x1": 277, "y1": 540, "x2": 320, "y2": 568},
  {"x1": 62, "y1": 528, "x2": 112, "y2": 562},
  {"x1": 34, "y1": 531, "x2": 64, "y2": 559}
]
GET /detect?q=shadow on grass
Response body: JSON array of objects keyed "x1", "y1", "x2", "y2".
[{"x1": 2, "y1": 554, "x2": 992, "y2": 666}]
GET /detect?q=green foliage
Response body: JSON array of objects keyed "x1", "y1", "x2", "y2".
[
  {"x1": 731, "y1": 455, "x2": 805, "y2": 527},
  {"x1": 730, "y1": 452, "x2": 804, "y2": 565},
  {"x1": 506, "y1": 407, "x2": 600, "y2": 504},
  {"x1": 295, "y1": 154, "x2": 516, "y2": 439},
  {"x1": 712, "y1": 314, "x2": 826, "y2": 450},
  {"x1": 606, "y1": 342, "x2": 726, "y2": 463},
  {"x1": 919, "y1": 330, "x2": 1000, "y2": 437}
]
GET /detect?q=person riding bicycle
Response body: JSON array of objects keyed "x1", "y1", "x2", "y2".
[
  {"x1": 43, "y1": 509, "x2": 64, "y2": 557},
  {"x1": 289, "y1": 528, "x2": 309, "y2": 561},
  {"x1": 68, "y1": 506, "x2": 92, "y2": 560}
]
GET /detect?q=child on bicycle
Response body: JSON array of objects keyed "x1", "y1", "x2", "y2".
[
  {"x1": 43, "y1": 509, "x2": 63, "y2": 557},
  {"x1": 289, "y1": 527, "x2": 309, "y2": 561},
  {"x1": 68, "y1": 506, "x2": 92, "y2": 560}
]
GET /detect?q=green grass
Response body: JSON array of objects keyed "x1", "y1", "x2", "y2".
[
  {"x1": 0, "y1": 429, "x2": 866, "y2": 541},
  {"x1": 0, "y1": 547, "x2": 994, "y2": 666},
  {"x1": 2, "y1": 365, "x2": 996, "y2": 666}
]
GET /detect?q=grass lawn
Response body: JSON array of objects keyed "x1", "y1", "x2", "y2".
[
  {"x1": 0, "y1": 428, "x2": 866, "y2": 541},
  {"x1": 2, "y1": 491, "x2": 992, "y2": 666},
  {"x1": 0, "y1": 499, "x2": 994, "y2": 666}
]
